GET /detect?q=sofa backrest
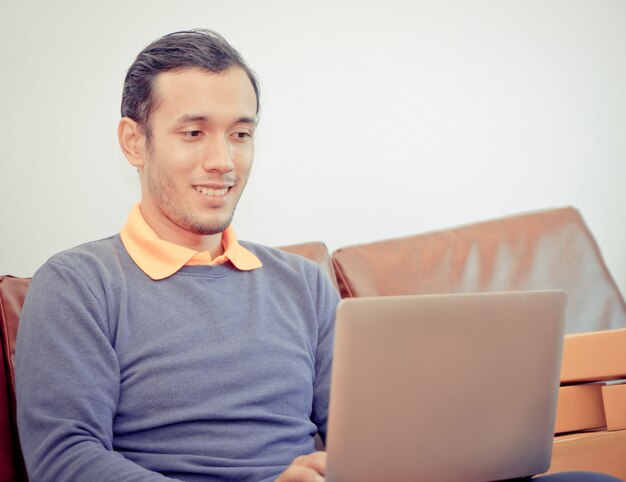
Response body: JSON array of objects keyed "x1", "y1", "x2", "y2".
[{"x1": 331, "y1": 207, "x2": 626, "y2": 334}]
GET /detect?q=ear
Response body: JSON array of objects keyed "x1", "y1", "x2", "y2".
[{"x1": 118, "y1": 117, "x2": 146, "y2": 169}]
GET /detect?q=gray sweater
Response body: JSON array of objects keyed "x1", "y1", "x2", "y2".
[{"x1": 15, "y1": 235, "x2": 339, "y2": 482}]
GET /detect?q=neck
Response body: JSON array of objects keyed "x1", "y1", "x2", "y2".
[{"x1": 140, "y1": 205, "x2": 225, "y2": 258}]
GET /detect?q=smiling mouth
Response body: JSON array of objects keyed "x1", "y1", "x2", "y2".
[{"x1": 193, "y1": 186, "x2": 229, "y2": 197}]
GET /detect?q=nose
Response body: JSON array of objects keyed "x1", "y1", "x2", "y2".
[{"x1": 202, "y1": 135, "x2": 234, "y2": 173}]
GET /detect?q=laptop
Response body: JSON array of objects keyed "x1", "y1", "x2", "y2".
[{"x1": 325, "y1": 290, "x2": 567, "y2": 482}]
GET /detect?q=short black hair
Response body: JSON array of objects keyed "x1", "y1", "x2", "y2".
[{"x1": 121, "y1": 29, "x2": 259, "y2": 135}]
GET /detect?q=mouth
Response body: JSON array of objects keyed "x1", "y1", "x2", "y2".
[{"x1": 193, "y1": 185, "x2": 230, "y2": 197}]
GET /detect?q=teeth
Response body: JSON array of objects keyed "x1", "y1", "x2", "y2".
[{"x1": 195, "y1": 186, "x2": 228, "y2": 197}]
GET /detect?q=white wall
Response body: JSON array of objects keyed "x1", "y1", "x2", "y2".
[{"x1": 1, "y1": 0, "x2": 625, "y2": 296}]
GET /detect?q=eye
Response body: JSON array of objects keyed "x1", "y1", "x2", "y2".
[
  {"x1": 232, "y1": 130, "x2": 253, "y2": 141},
  {"x1": 183, "y1": 130, "x2": 204, "y2": 138}
]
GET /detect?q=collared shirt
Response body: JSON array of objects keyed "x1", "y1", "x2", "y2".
[{"x1": 120, "y1": 203, "x2": 262, "y2": 280}]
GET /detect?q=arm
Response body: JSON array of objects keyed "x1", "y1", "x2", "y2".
[
  {"x1": 276, "y1": 266, "x2": 339, "y2": 482},
  {"x1": 310, "y1": 267, "x2": 340, "y2": 445},
  {"x1": 15, "y1": 260, "x2": 176, "y2": 482}
]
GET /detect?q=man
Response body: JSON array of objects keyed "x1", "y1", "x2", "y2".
[
  {"x1": 15, "y1": 29, "x2": 620, "y2": 482},
  {"x1": 16, "y1": 30, "x2": 337, "y2": 482}
]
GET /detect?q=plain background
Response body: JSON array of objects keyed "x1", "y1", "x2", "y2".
[{"x1": 1, "y1": 0, "x2": 625, "y2": 296}]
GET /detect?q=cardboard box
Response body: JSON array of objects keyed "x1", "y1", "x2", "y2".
[
  {"x1": 555, "y1": 384, "x2": 606, "y2": 434},
  {"x1": 602, "y1": 382, "x2": 626, "y2": 431},
  {"x1": 548, "y1": 429, "x2": 626, "y2": 480},
  {"x1": 560, "y1": 328, "x2": 626, "y2": 384}
]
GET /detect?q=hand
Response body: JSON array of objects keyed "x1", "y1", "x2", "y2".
[{"x1": 275, "y1": 451, "x2": 327, "y2": 482}]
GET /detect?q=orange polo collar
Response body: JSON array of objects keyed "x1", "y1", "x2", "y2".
[{"x1": 120, "y1": 204, "x2": 262, "y2": 280}]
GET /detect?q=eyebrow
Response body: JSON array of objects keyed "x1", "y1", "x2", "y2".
[{"x1": 176, "y1": 114, "x2": 258, "y2": 125}]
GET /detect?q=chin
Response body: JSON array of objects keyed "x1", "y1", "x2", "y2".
[
  {"x1": 186, "y1": 215, "x2": 233, "y2": 236},
  {"x1": 192, "y1": 225, "x2": 229, "y2": 236}
]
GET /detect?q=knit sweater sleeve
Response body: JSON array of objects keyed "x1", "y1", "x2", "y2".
[
  {"x1": 310, "y1": 265, "x2": 341, "y2": 445},
  {"x1": 15, "y1": 259, "x2": 176, "y2": 482}
]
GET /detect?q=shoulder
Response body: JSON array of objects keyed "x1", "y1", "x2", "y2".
[
  {"x1": 242, "y1": 241, "x2": 316, "y2": 267},
  {"x1": 240, "y1": 241, "x2": 328, "y2": 283},
  {"x1": 240, "y1": 240, "x2": 340, "y2": 311},
  {"x1": 44, "y1": 235, "x2": 127, "y2": 270},
  {"x1": 30, "y1": 235, "x2": 128, "y2": 292},
  {"x1": 21, "y1": 237, "x2": 128, "y2": 336}
]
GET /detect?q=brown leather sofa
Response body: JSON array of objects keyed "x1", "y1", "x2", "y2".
[
  {"x1": 0, "y1": 276, "x2": 28, "y2": 481},
  {"x1": 2, "y1": 206, "x2": 625, "y2": 481}
]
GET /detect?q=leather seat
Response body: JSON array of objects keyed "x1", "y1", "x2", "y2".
[{"x1": 332, "y1": 207, "x2": 626, "y2": 334}]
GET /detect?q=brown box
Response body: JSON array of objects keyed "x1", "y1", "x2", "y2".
[
  {"x1": 555, "y1": 384, "x2": 606, "y2": 434},
  {"x1": 548, "y1": 429, "x2": 626, "y2": 480},
  {"x1": 560, "y1": 328, "x2": 626, "y2": 384},
  {"x1": 602, "y1": 382, "x2": 626, "y2": 431}
]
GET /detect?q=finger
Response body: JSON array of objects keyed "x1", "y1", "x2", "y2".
[
  {"x1": 276, "y1": 464, "x2": 325, "y2": 482},
  {"x1": 293, "y1": 451, "x2": 327, "y2": 475}
]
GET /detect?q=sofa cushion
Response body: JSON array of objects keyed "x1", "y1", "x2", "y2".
[{"x1": 331, "y1": 207, "x2": 626, "y2": 334}]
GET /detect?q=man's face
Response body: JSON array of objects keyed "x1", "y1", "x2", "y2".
[{"x1": 138, "y1": 67, "x2": 257, "y2": 240}]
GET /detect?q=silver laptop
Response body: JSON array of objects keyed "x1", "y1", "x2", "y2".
[{"x1": 326, "y1": 290, "x2": 567, "y2": 482}]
